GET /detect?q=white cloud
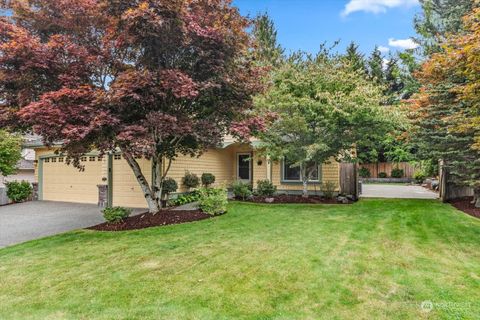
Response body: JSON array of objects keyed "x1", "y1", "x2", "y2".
[
  {"x1": 378, "y1": 46, "x2": 390, "y2": 53},
  {"x1": 341, "y1": 0, "x2": 419, "y2": 16},
  {"x1": 388, "y1": 38, "x2": 419, "y2": 50}
]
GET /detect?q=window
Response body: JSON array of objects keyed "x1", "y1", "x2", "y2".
[
  {"x1": 59, "y1": 157, "x2": 64, "y2": 162},
  {"x1": 52, "y1": 158, "x2": 57, "y2": 163},
  {"x1": 114, "y1": 154, "x2": 121, "y2": 160},
  {"x1": 44, "y1": 158, "x2": 50, "y2": 163},
  {"x1": 89, "y1": 156, "x2": 96, "y2": 162},
  {"x1": 97, "y1": 156, "x2": 103, "y2": 161},
  {"x1": 282, "y1": 159, "x2": 319, "y2": 182},
  {"x1": 81, "y1": 156, "x2": 87, "y2": 162}
]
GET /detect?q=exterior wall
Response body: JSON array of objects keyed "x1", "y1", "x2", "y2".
[
  {"x1": 271, "y1": 159, "x2": 340, "y2": 193},
  {"x1": 112, "y1": 157, "x2": 152, "y2": 208}
]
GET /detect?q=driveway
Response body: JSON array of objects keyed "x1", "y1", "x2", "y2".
[
  {"x1": 361, "y1": 184, "x2": 439, "y2": 199},
  {"x1": 0, "y1": 201, "x2": 145, "y2": 248}
]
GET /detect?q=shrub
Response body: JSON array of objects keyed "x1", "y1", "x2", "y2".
[
  {"x1": 201, "y1": 173, "x2": 216, "y2": 187},
  {"x1": 232, "y1": 181, "x2": 252, "y2": 200},
  {"x1": 413, "y1": 171, "x2": 426, "y2": 184},
  {"x1": 391, "y1": 168, "x2": 404, "y2": 178},
  {"x1": 162, "y1": 178, "x2": 178, "y2": 200},
  {"x1": 5, "y1": 181, "x2": 32, "y2": 203},
  {"x1": 198, "y1": 187, "x2": 228, "y2": 215},
  {"x1": 378, "y1": 172, "x2": 388, "y2": 178},
  {"x1": 103, "y1": 207, "x2": 131, "y2": 224},
  {"x1": 359, "y1": 167, "x2": 371, "y2": 178},
  {"x1": 320, "y1": 181, "x2": 337, "y2": 199},
  {"x1": 170, "y1": 191, "x2": 202, "y2": 206},
  {"x1": 182, "y1": 171, "x2": 200, "y2": 190},
  {"x1": 256, "y1": 180, "x2": 277, "y2": 197}
]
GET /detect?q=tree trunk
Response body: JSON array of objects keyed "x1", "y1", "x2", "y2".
[
  {"x1": 300, "y1": 164, "x2": 308, "y2": 198},
  {"x1": 473, "y1": 188, "x2": 480, "y2": 208},
  {"x1": 123, "y1": 152, "x2": 161, "y2": 214}
]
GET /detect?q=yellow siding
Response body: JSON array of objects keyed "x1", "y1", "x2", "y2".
[
  {"x1": 252, "y1": 153, "x2": 268, "y2": 188},
  {"x1": 112, "y1": 157, "x2": 152, "y2": 208},
  {"x1": 271, "y1": 159, "x2": 340, "y2": 192},
  {"x1": 168, "y1": 148, "x2": 234, "y2": 192}
]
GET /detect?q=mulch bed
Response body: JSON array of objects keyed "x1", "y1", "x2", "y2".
[
  {"x1": 449, "y1": 197, "x2": 480, "y2": 219},
  {"x1": 238, "y1": 194, "x2": 350, "y2": 204},
  {"x1": 88, "y1": 209, "x2": 212, "y2": 232}
]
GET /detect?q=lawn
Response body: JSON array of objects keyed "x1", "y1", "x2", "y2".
[{"x1": 0, "y1": 199, "x2": 479, "y2": 319}]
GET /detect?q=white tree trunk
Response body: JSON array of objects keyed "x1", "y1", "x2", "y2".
[
  {"x1": 123, "y1": 152, "x2": 161, "y2": 214},
  {"x1": 300, "y1": 164, "x2": 308, "y2": 198}
]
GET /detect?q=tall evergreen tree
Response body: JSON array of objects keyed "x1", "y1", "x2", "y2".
[
  {"x1": 344, "y1": 41, "x2": 366, "y2": 73},
  {"x1": 252, "y1": 12, "x2": 284, "y2": 66},
  {"x1": 367, "y1": 46, "x2": 385, "y2": 85},
  {"x1": 414, "y1": 0, "x2": 476, "y2": 55}
]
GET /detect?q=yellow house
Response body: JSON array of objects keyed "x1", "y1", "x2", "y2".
[{"x1": 30, "y1": 136, "x2": 341, "y2": 208}]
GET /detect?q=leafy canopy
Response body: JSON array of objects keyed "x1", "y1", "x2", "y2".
[{"x1": 0, "y1": 130, "x2": 22, "y2": 176}]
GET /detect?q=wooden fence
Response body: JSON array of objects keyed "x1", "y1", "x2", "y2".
[
  {"x1": 439, "y1": 160, "x2": 474, "y2": 202},
  {"x1": 340, "y1": 163, "x2": 359, "y2": 198},
  {"x1": 358, "y1": 162, "x2": 417, "y2": 179}
]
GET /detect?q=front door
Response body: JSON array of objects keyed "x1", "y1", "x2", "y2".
[{"x1": 237, "y1": 153, "x2": 251, "y2": 183}]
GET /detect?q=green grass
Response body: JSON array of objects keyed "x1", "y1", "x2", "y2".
[{"x1": 1, "y1": 199, "x2": 479, "y2": 320}]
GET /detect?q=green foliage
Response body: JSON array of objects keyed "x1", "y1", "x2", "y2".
[
  {"x1": 391, "y1": 168, "x2": 404, "y2": 178},
  {"x1": 252, "y1": 12, "x2": 284, "y2": 66},
  {"x1": 320, "y1": 181, "x2": 337, "y2": 199},
  {"x1": 344, "y1": 41, "x2": 366, "y2": 73},
  {"x1": 232, "y1": 181, "x2": 252, "y2": 200},
  {"x1": 368, "y1": 46, "x2": 385, "y2": 86},
  {"x1": 378, "y1": 172, "x2": 388, "y2": 178},
  {"x1": 170, "y1": 191, "x2": 201, "y2": 207},
  {"x1": 359, "y1": 167, "x2": 371, "y2": 178},
  {"x1": 5, "y1": 181, "x2": 32, "y2": 203},
  {"x1": 198, "y1": 188, "x2": 228, "y2": 216},
  {"x1": 255, "y1": 50, "x2": 393, "y2": 197},
  {"x1": 256, "y1": 180, "x2": 277, "y2": 197},
  {"x1": 182, "y1": 172, "x2": 200, "y2": 190},
  {"x1": 162, "y1": 178, "x2": 178, "y2": 199},
  {"x1": 413, "y1": 171, "x2": 427, "y2": 184},
  {"x1": 201, "y1": 173, "x2": 215, "y2": 187},
  {"x1": 103, "y1": 207, "x2": 131, "y2": 224},
  {"x1": 0, "y1": 130, "x2": 22, "y2": 176}
]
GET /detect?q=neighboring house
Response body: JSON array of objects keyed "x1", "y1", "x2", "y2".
[
  {"x1": 31, "y1": 136, "x2": 341, "y2": 208},
  {"x1": 0, "y1": 145, "x2": 36, "y2": 188}
]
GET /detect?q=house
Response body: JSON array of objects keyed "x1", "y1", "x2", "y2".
[
  {"x1": 31, "y1": 136, "x2": 341, "y2": 208},
  {"x1": 0, "y1": 143, "x2": 36, "y2": 188}
]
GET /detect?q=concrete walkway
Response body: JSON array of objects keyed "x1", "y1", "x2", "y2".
[
  {"x1": 0, "y1": 201, "x2": 145, "y2": 248},
  {"x1": 361, "y1": 184, "x2": 439, "y2": 199}
]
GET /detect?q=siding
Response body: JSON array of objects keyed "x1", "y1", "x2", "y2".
[{"x1": 112, "y1": 157, "x2": 152, "y2": 208}]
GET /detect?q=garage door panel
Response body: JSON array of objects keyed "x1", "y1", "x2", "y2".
[{"x1": 42, "y1": 158, "x2": 102, "y2": 204}]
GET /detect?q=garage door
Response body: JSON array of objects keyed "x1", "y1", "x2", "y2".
[
  {"x1": 111, "y1": 155, "x2": 151, "y2": 208},
  {"x1": 41, "y1": 156, "x2": 102, "y2": 204}
]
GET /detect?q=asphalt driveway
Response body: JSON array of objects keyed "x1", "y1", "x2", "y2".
[
  {"x1": 0, "y1": 201, "x2": 146, "y2": 248},
  {"x1": 361, "y1": 184, "x2": 439, "y2": 199}
]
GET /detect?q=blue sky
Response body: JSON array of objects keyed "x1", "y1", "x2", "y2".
[{"x1": 233, "y1": 0, "x2": 421, "y2": 56}]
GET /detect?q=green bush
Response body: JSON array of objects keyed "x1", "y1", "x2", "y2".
[
  {"x1": 359, "y1": 167, "x2": 371, "y2": 178},
  {"x1": 5, "y1": 181, "x2": 32, "y2": 203},
  {"x1": 320, "y1": 181, "x2": 337, "y2": 199},
  {"x1": 169, "y1": 191, "x2": 202, "y2": 206},
  {"x1": 413, "y1": 171, "x2": 426, "y2": 184},
  {"x1": 201, "y1": 173, "x2": 216, "y2": 187},
  {"x1": 198, "y1": 188, "x2": 228, "y2": 216},
  {"x1": 256, "y1": 180, "x2": 277, "y2": 197},
  {"x1": 232, "y1": 181, "x2": 252, "y2": 200},
  {"x1": 182, "y1": 171, "x2": 200, "y2": 190},
  {"x1": 378, "y1": 172, "x2": 388, "y2": 178},
  {"x1": 103, "y1": 207, "x2": 131, "y2": 224},
  {"x1": 391, "y1": 168, "x2": 404, "y2": 178},
  {"x1": 162, "y1": 178, "x2": 178, "y2": 200}
]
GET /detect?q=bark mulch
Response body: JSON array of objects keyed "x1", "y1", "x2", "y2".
[
  {"x1": 239, "y1": 194, "x2": 349, "y2": 204},
  {"x1": 450, "y1": 197, "x2": 480, "y2": 219},
  {"x1": 88, "y1": 209, "x2": 212, "y2": 232}
]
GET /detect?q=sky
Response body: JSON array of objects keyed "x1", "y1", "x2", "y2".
[{"x1": 233, "y1": 0, "x2": 422, "y2": 56}]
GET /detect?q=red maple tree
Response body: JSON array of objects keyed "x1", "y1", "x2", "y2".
[{"x1": 0, "y1": 0, "x2": 263, "y2": 212}]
